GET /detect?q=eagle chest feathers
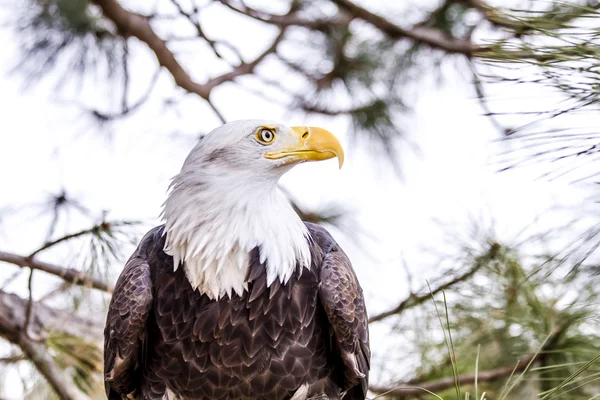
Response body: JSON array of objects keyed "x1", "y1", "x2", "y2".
[
  {"x1": 103, "y1": 121, "x2": 370, "y2": 400},
  {"x1": 146, "y1": 231, "x2": 331, "y2": 399}
]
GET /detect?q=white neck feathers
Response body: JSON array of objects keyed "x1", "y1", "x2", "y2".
[{"x1": 161, "y1": 171, "x2": 311, "y2": 300}]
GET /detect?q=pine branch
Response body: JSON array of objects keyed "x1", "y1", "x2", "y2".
[
  {"x1": 0, "y1": 251, "x2": 113, "y2": 293},
  {"x1": 369, "y1": 242, "x2": 501, "y2": 323},
  {"x1": 330, "y1": 0, "x2": 476, "y2": 55},
  {"x1": 468, "y1": 0, "x2": 600, "y2": 35},
  {"x1": 29, "y1": 223, "x2": 112, "y2": 259}
]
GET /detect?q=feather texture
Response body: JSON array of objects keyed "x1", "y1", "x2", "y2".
[
  {"x1": 161, "y1": 121, "x2": 311, "y2": 299},
  {"x1": 104, "y1": 224, "x2": 369, "y2": 400}
]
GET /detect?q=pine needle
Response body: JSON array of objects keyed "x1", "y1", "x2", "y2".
[
  {"x1": 428, "y1": 282, "x2": 461, "y2": 399},
  {"x1": 540, "y1": 352, "x2": 600, "y2": 399},
  {"x1": 498, "y1": 331, "x2": 554, "y2": 400},
  {"x1": 475, "y1": 344, "x2": 481, "y2": 400}
]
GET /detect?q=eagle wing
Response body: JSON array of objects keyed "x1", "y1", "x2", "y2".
[
  {"x1": 315, "y1": 228, "x2": 371, "y2": 400},
  {"x1": 104, "y1": 250, "x2": 153, "y2": 399}
]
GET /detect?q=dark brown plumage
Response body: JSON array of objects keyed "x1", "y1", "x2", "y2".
[{"x1": 104, "y1": 223, "x2": 370, "y2": 400}]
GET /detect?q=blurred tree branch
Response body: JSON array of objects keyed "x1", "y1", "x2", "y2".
[
  {"x1": 92, "y1": 0, "x2": 210, "y2": 99},
  {"x1": 0, "y1": 291, "x2": 102, "y2": 400},
  {"x1": 17, "y1": 336, "x2": 88, "y2": 400},
  {"x1": 90, "y1": 67, "x2": 161, "y2": 122},
  {"x1": 369, "y1": 242, "x2": 501, "y2": 323},
  {"x1": 0, "y1": 251, "x2": 113, "y2": 293},
  {"x1": 29, "y1": 223, "x2": 114, "y2": 259},
  {"x1": 331, "y1": 0, "x2": 476, "y2": 55},
  {"x1": 168, "y1": 0, "x2": 238, "y2": 61},
  {"x1": 91, "y1": 0, "x2": 286, "y2": 124}
]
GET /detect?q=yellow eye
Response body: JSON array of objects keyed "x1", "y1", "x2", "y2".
[{"x1": 256, "y1": 128, "x2": 275, "y2": 144}]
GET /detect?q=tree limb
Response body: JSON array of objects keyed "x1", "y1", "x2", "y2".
[
  {"x1": 370, "y1": 327, "x2": 562, "y2": 398},
  {"x1": 0, "y1": 291, "x2": 102, "y2": 400},
  {"x1": 0, "y1": 251, "x2": 113, "y2": 293},
  {"x1": 17, "y1": 336, "x2": 88, "y2": 400},
  {"x1": 168, "y1": 0, "x2": 242, "y2": 61},
  {"x1": 331, "y1": 0, "x2": 476, "y2": 56},
  {"x1": 92, "y1": 0, "x2": 212, "y2": 99},
  {"x1": 203, "y1": 29, "x2": 286, "y2": 92},
  {"x1": 369, "y1": 242, "x2": 501, "y2": 323},
  {"x1": 92, "y1": 0, "x2": 285, "y2": 106},
  {"x1": 0, "y1": 290, "x2": 103, "y2": 342},
  {"x1": 370, "y1": 357, "x2": 530, "y2": 397}
]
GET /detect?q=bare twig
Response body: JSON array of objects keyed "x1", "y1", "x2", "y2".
[
  {"x1": 0, "y1": 354, "x2": 26, "y2": 364},
  {"x1": 121, "y1": 41, "x2": 130, "y2": 112},
  {"x1": 202, "y1": 29, "x2": 286, "y2": 92},
  {"x1": 0, "y1": 251, "x2": 113, "y2": 293},
  {"x1": 207, "y1": 99, "x2": 227, "y2": 124},
  {"x1": 469, "y1": 62, "x2": 510, "y2": 135},
  {"x1": 90, "y1": 67, "x2": 161, "y2": 121},
  {"x1": 24, "y1": 269, "x2": 40, "y2": 341},
  {"x1": 168, "y1": 0, "x2": 236, "y2": 60},
  {"x1": 1, "y1": 268, "x2": 23, "y2": 290}
]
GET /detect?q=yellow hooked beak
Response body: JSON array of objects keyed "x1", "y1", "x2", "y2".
[{"x1": 265, "y1": 126, "x2": 344, "y2": 169}]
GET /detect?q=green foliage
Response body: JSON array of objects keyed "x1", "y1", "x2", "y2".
[
  {"x1": 46, "y1": 333, "x2": 103, "y2": 396},
  {"x1": 409, "y1": 245, "x2": 600, "y2": 399},
  {"x1": 418, "y1": 0, "x2": 472, "y2": 39}
]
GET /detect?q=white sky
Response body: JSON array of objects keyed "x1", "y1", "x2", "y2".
[{"x1": 0, "y1": 0, "x2": 597, "y2": 395}]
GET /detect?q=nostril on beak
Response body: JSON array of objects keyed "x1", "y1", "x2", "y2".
[{"x1": 302, "y1": 131, "x2": 309, "y2": 140}]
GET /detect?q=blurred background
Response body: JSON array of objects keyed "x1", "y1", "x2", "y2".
[{"x1": 1, "y1": 0, "x2": 600, "y2": 398}]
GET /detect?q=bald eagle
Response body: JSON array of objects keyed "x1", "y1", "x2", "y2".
[{"x1": 104, "y1": 121, "x2": 370, "y2": 400}]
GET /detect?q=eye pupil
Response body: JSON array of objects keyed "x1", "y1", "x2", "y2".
[{"x1": 260, "y1": 129, "x2": 273, "y2": 142}]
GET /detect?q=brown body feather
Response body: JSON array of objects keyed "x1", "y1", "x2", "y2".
[{"x1": 104, "y1": 223, "x2": 369, "y2": 400}]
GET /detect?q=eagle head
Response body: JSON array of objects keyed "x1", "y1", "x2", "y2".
[
  {"x1": 161, "y1": 120, "x2": 344, "y2": 299},
  {"x1": 183, "y1": 119, "x2": 343, "y2": 176}
]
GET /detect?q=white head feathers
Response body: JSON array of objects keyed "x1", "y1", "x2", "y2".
[{"x1": 161, "y1": 120, "x2": 314, "y2": 299}]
